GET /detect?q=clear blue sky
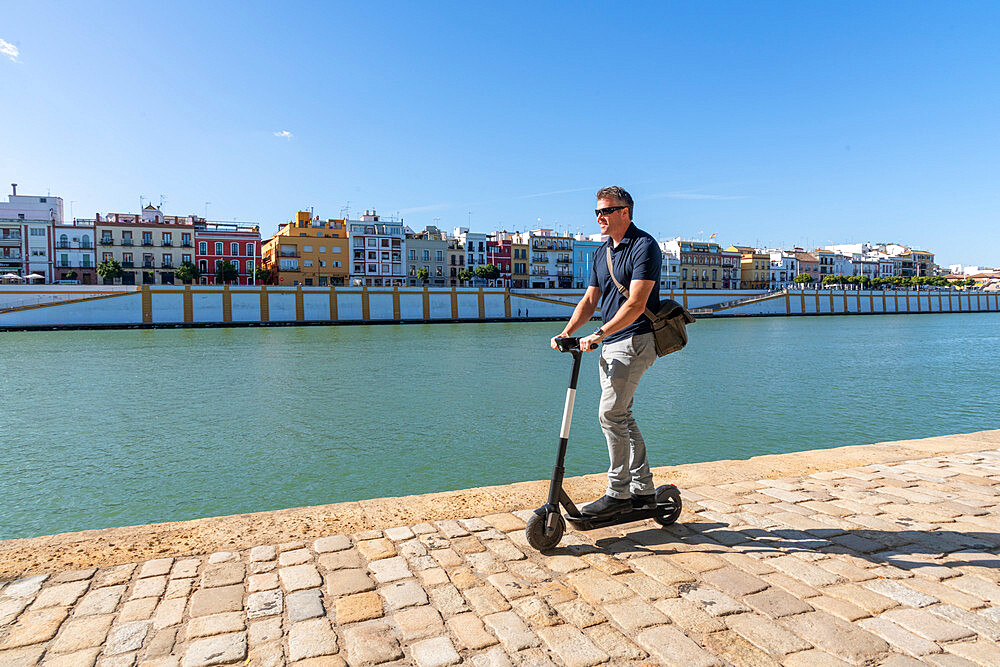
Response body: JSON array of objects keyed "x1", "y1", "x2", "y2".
[{"x1": 2, "y1": 1, "x2": 998, "y2": 265}]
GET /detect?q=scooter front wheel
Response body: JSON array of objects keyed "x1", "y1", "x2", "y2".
[{"x1": 526, "y1": 512, "x2": 565, "y2": 551}]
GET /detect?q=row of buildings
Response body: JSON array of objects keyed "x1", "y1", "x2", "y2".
[{"x1": 1, "y1": 185, "x2": 953, "y2": 290}]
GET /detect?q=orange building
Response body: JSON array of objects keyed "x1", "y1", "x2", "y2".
[{"x1": 262, "y1": 212, "x2": 349, "y2": 286}]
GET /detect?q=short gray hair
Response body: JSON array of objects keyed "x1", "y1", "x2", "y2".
[{"x1": 596, "y1": 186, "x2": 633, "y2": 220}]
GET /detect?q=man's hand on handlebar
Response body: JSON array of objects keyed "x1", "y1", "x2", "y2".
[
  {"x1": 578, "y1": 334, "x2": 600, "y2": 352},
  {"x1": 550, "y1": 334, "x2": 569, "y2": 351}
]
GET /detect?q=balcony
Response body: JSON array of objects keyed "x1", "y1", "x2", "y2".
[
  {"x1": 57, "y1": 242, "x2": 71, "y2": 249},
  {"x1": 81, "y1": 243, "x2": 92, "y2": 249},
  {"x1": 142, "y1": 262, "x2": 155, "y2": 269},
  {"x1": 556, "y1": 257, "x2": 572, "y2": 264},
  {"x1": 279, "y1": 251, "x2": 299, "y2": 257},
  {"x1": 182, "y1": 242, "x2": 192, "y2": 247},
  {"x1": 162, "y1": 241, "x2": 173, "y2": 247},
  {"x1": 161, "y1": 263, "x2": 173, "y2": 269},
  {"x1": 0, "y1": 233, "x2": 22, "y2": 243},
  {"x1": 122, "y1": 262, "x2": 135, "y2": 268},
  {"x1": 142, "y1": 241, "x2": 153, "y2": 247},
  {"x1": 122, "y1": 240, "x2": 133, "y2": 246},
  {"x1": 100, "y1": 239, "x2": 114, "y2": 245}
]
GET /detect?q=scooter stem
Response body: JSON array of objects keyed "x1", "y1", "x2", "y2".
[{"x1": 546, "y1": 349, "x2": 583, "y2": 511}]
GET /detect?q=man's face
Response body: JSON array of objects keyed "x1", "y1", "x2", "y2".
[{"x1": 596, "y1": 197, "x2": 630, "y2": 236}]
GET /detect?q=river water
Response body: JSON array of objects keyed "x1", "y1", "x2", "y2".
[{"x1": 1, "y1": 313, "x2": 998, "y2": 540}]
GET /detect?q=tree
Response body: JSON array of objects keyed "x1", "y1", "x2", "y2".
[
  {"x1": 254, "y1": 267, "x2": 274, "y2": 284},
  {"x1": 96, "y1": 258, "x2": 122, "y2": 284},
  {"x1": 416, "y1": 267, "x2": 429, "y2": 284},
  {"x1": 458, "y1": 268, "x2": 474, "y2": 284},
  {"x1": 65, "y1": 271, "x2": 78, "y2": 280},
  {"x1": 176, "y1": 261, "x2": 201, "y2": 284},
  {"x1": 793, "y1": 273, "x2": 813, "y2": 284},
  {"x1": 475, "y1": 264, "x2": 500, "y2": 284},
  {"x1": 216, "y1": 261, "x2": 239, "y2": 284}
]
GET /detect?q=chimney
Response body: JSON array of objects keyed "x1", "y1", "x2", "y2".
[{"x1": 11, "y1": 183, "x2": 16, "y2": 196}]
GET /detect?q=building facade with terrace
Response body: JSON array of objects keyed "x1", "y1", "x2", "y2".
[
  {"x1": 54, "y1": 221, "x2": 96, "y2": 284},
  {"x1": 261, "y1": 211, "x2": 348, "y2": 286},
  {"x1": 95, "y1": 205, "x2": 196, "y2": 285},
  {"x1": 405, "y1": 227, "x2": 449, "y2": 287},
  {"x1": 348, "y1": 211, "x2": 405, "y2": 286},
  {"x1": 194, "y1": 221, "x2": 262, "y2": 285},
  {"x1": 0, "y1": 186, "x2": 60, "y2": 282}
]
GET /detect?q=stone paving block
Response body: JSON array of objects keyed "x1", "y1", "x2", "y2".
[
  {"x1": 545, "y1": 555, "x2": 589, "y2": 574},
  {"x1": 428, "y1": 584, "x2": 468, "y2": 616},
  {"x1": 368, "y1": 556, "x2": 412, "y2": 583},
  {"x1": 30, "y1": 580, "x2": 89, "y2": 609},
  {"x1": 395, "y1": 605, "x2": 447, "y2": 641},
  {"x1": 278, "y1": 564, "x2": 322, "y2": 592},
  {"x1": 164, "y1": 578, "x2": 193, "y2": 600},
  {"x1": 743, "y1": 587, "x2": 814, "y2": 618},
  {"x1": 467, "y1": 552, "x2": 506, "y2": 575},
  {"x1": 702, "y1": 630, "x2": 784, "y2": 667},
  {"x1": 781, "y1": 648, "x2": 856, "y2": 666},
  {"x1": 410, "y1": 555, "x2": 437, "y2": 572},
  {"x1": 769, "y1": 555, "x2": 843, "y2": 587},
  {"x1": 247, "y1": 572, "x2": 278, "y2": 593},
  {"x1": 464, "y1": 585, "x2": 512, "y2": 616},
  {"x1": 615, "y1": 572, "x2": 675, "y2": 601},
  {"x1": 245, "y1": 640, "x2": 284, "y2": 667},
  {"x1": 412, "y1": 522, "x2": 437, "y2": 534},
  {"x1": 139, "y1": 558, "x2": 174, "y2": 579},
  {"x1": 0, "y1": 597, "x2": 29, "y2": 626},
  {"x1": 189, "y1": 585, "x2": 244, "y2": 617},
  {"x1": 420, "y1": 533, "x2": 452, "y2": 550},
  {"x1": 780, "y1": 611, "x2": 889, "y2": 664},
  {"x1": 284, "y1": 588, "x2": 322, "y2": 622},
  {"x1": 208, "y1": 551, "x2": 240, "y2": 563},
  {"x1": 482, "y1": 610, "x2": 540, "y2": 652},
  {"x1": 699, "y1": 566, "x2": 769, "y2": 597},
  {"x1": 824, "y1": 582, "x2": 898, "y2": 614},
  {"x1": 881, "y1": 607, "x2": 976, "y2": 642},
  {"x1": 278, "y1": 548, "x2": 312, "y2": 567},
  {"x1": 325, "y1": 568, "x2": 375, "y2": 597},
  {"x1": 249, "y1": 545, "x2": 277, "y2": 562},
  {"x1": 130, "y1": 575, "x2": 168, "y2": 599},
  {"x1": 487, "y1": 573, "x2": 532, "y2": 601},
  {"x1": 808, "y1": 593, "x2": 870, "y2": 621},
  {"x1": 583, "y1": 622, "x2": 647, "y2": 660},
  {"x1": 288, "y1": 618, "x2": 338, "y2": 661},
  {"x1": 105, "y1": 620, "x2": 151, "y2": 655},
  {"x1": 947, "y1": 574, "x2": 1000, "y2": 604},
  {"x1": 248, "y1": 617, "x2": 282, "y2": 645},
  {"x1": 564, "y1": 569, "x2": 633, "y2": 605},
  {"x1": 447, "y1": 612, "x2": 498, "y2": 649},
  {"x1": 186, "y1": 611, "x2": 245, "y2": 639},
  {"x1": 381, "y1": 579, "x2": 428, "y2": 610},
  {"x1": 864, "y1": 579, "x2": 938, "y2": 608},
  {"x1": 44, "y1": 647, "x2": 103, "y2": 667},
  {"x1": 452, "y1": 536, "x2": 487, "y2": 555},
  {"x1": 726, "y1": 611, "x2": 814, "y2": 656},
  {"x1": 508, "y1": 561, "x2": 548, "y2": 584},
  {"x1": 170, "y1": 559, "x2": 200, "y2": 579},
  {"x1": 314, "y1": 535, "x2": 352, "y2": 553},
  {"x1": 411, "y1": 636, "x2": 461, "y2": 667},
  {"x1": 0, "y1": 646, "x2": 46, "y2": 667},
  {"x1": 0, "y1": 605, "x2": 69, "y2": 649},
  {"x1": 51, "y1": 567, "x2": 97, "y2": 584},
  {"x1": 334, "y1": 591, "x2": 383, "y2": 623},
  {"x1": 400, "y1": 538, "x2": 429, "y2": 559},
  {"x1": 419, "y1": 569, "x2": 450, "y2": 590},
  {"x1": 906, "y1": 578, "x2": 986, "y2": 610},
  {"x1": 636, "y1": 623, "x2": 724, "y2": 666},
  {"x1": 49, "y1": 613, "x2": 114, "y2": 653},
  {"x1": 929, "y1": 603, "x2": 1000, "y2": 641},
  {"x1": 74, "y1": 584, "x2": 126, "y2": 616},
  {"x1": 763, "y1": 571, "x2": 821, "y2": 599},
  {"x1": 678, "y1": 582, "x2": 747, "y2": 616},
  {"x1": 119, "y1": 597, "x2": 158, "y2": 622},
  {"x1": 469, "y1": 646, "x2": 515, "y2": 667},
  {"x1": 318, "y1": 550, "x2": 364, "y2": 573},
  {"x1": 943, "y1": 639, "x2": 1000, "y2": 665},
  {"x1": 357, "y1": 538, "x2": 397, "y2": 561},
  {"x1": 484, "y1": 539, "x2": 525, "y2": 562},
  {"x1": 436, "y1": 519, "x2": 470, "y2": 538},
  {"x1": 667, "y1": 551, "x2": 728, "y2": 573},
  {"x1": 181, "y1": 631, "x2": 247, "y2": 667},
  {"x1": 448, "y1": 566, "x2": 481, "y2": 590},
  {"x1": 857, "y1": 616, "x2": 942, "y2": 657},
  {"x1": 554, "y1": 599, "x2": 605, "y2": 628},
  {"x1": 719, "y1": 550, "x2": 777, "y2": 576},
  {"x1": 152, "y1": 597, "x2": 186, "y2": 630},
  {"x1": 383, "y1": 525, "x2": 415, "y2": 541},
  {"x1": 815, "y1": 557, "x2": 877, "y2": 583},
  {"x1": 535, "y1": 625, "x2": 608, "y2": 667},
  {"x1": 653, "y1": 596, "x2": 726, "y2": 634},
  {"x1": 510, "y1": 595, "x2": 559, "y2": 627},
  {"x1": 200, "y1": 563, "x2": 244, "y2": 589},
  {"x1": 95, "y1": 565, "x2": 135, "y2": 588},
  {"x1": 246, "y1": 589, "x2": 282, "y2": 619},
  {"x1": 249, "y1": 561, "x2": 275, "y2": 575},
  {"x1": 629, "y1": 555, "x2": 696, "y2": 585}
]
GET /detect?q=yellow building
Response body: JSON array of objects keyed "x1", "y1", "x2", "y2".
[
  {"x1": 262, "y1": 212, "x2": 348, "y2": 286},
  {"x1": 727, "y1": 245, "x2": 770, "y2": 290}
]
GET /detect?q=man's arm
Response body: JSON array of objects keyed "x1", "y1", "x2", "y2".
[
  {"x1": 550, "y1": 286, "x2": 601, "y2": 350},
  {"x1": 577, "y1": 279, "x2": 655, "y2": 352}
]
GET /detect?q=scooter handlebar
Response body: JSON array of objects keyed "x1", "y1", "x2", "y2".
[{"x1": 555, "y1": 336, "x2": 596, "y2": 353}]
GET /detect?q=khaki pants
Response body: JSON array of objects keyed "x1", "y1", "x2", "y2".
[{"x1": 598, "y1": 332, "x2": 657, "y2": 499}]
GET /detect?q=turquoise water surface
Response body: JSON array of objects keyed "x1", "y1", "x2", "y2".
[{"x1": 1, "y1": 313, "x2": 997, "y2": 540}]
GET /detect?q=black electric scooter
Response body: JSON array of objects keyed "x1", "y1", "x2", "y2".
[{"x1": 525, "y1": 336, "x2": 682, "y2": 551}]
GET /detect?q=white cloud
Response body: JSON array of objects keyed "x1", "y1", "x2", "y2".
[
  {"x1": 1, "y1": 39, "x2": 20, "y2": 63},
  {"x1": 273, "y1": 130, "x2": 293, "y2": 139}
]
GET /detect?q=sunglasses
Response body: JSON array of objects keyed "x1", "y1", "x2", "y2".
[{"x1": 595, "y1": 205, "x2": 628, "y2": 218}]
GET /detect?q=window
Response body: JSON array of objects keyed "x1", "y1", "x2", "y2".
[
  {"x1": 162, "y1": 232, "x2": 172, "y2": 245},
  {"x1": 231, "y1": 242, "x2": 239, "y2": 256},
  {"x1": 246, "y1": 260, "x2": 253, "y2": 273},
  {"x1": 30, "y1": 227, "x2": 46, "y2": 236},
  {"x1": 408, "y1": 249, "x2": 416, "y2": 260},
  {"x1": 182, "y1": 233, "x2": 192, "y2": 246},
  {"x1": 423, "y1": 250, "x2": 430, "y2": 261},
  {"x1": 183, "y1": 254, "x2": 191, "y2": 263},
  {"x1": 368, "y1": 264, "x2": 377, "y2": 272},
  {"x1": 381, "y1": 251, "x2": 389, "y2": 261},
  {"x1": 436, "y1": 250, "x2": 444, "y2": 261},
  {"x1": 245, "y1": 243, "x2": 253, "y2": 256},
  {"x1": 436, "y1": 266, "x2": 442, "y2": 276},
  {"x1": 304, "y1": 245, "x2": 313, "y2": 253},
  {"x1": 82, "y1": 256, "x2": 91, "y2": 267},
  {"x1": 304, "y1": 260, "x2": 313, "y2": 267},
  {"x1": 143, "y1": 232, "x2": 152, "y2": 245},
  {"x1": 367, "y1": 238, "x2": 377, "y2": 247},
  {"x1": 280, "y1": 258, "x2": 299, "y2": 270},
  {"x1": 163, "y1": 253, "x2": 172, "y2": 267},
  {"x1": 332, "y1": 246, "x2": 341, "y2": 253},
  {"x1": 199, "y1": 242, "x2": 207, "y2": 254},
  {"x1": 353, "y1": 238, "x2": 364, "y2": 248},
  {"x1": 215, "y1": 242, "x2": 223, "y2": 255},
  {"x1": 319, "y1": 246, "x2": 325, "y2": 253},
  {"x1": 382, "y1": 263, "x2": 390, "y2": 273},
  {"x1": 319, "y1": 260, "x2": 326, "y2": 267},
  {"x1": 333, "y1": 260, "x2": 341, "y2": 267},
  {"x1": 368, "y1": 251, "x2": 377, "y2": 260},
  {"x1": 199, "y1": 260, "x2": 207, "y2": 272},
  {"x1": 215, "y1": 260, "x2": 223, "y2": 271}
]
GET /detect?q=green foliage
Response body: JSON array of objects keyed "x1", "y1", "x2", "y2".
[
  {"x1": 65, "y1": 271, "x2": 78, "y2": 280},
  {"x1": 415, "y1": 267, "x2": 429, "y2": 283},
  {"x1": 96, "y1": 258, "x2": 122, "y2": 281},
  {"x1": 254, "y1": 267, "x2": 274, "y2": 284},
  {"x1": 458, "y1": 268, "x2": 474, "y2": 282},
  {"x1": 216, "y1": 261, "x2": 239, "y2": 283},
  {"x1": 175, "y1": 261, "x2": 201, "y2": 284},
  {"x1": 474, "y1": 264, "x2": 500, "y2": 281},
  {"x1": 793, "y1": 272, "x2": 813, "y2": 284}
]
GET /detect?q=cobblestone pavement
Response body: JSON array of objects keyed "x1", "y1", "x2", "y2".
[{"x1": 2, "y1": 449, "x2": 999, "y2": 666}]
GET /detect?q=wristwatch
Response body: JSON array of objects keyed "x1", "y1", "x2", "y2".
[{"x1": 592, "y1": 328, "x2": 606, "y2": 340}]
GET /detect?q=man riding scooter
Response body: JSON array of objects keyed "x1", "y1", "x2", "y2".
[{"x1": 550, "y1": 186, "x2": 662, "y2": 518}]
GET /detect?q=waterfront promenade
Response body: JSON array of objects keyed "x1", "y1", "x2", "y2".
[{"x1": 1, "y1": 430, "x2": 998, "y2": 666}]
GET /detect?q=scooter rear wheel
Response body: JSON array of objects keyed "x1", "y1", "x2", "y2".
[
  {"x1": 653, "y1": 486, "x2": 682, "y2": 527},
  {"x1": 526, "y1": 512, "x2": 565, "y2": 551}
]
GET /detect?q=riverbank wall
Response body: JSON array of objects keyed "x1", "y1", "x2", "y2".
[{"x1": 0, "y1": 285, "x2": 997, "y2": 330}]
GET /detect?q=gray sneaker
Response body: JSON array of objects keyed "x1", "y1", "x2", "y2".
[{"x1": 581, "y1": 495, "x2": 632, "y2": 517}]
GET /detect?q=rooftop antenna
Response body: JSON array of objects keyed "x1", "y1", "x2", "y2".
[{"x1": 140, "y1": 195, "x2": 145, "y2": 212}]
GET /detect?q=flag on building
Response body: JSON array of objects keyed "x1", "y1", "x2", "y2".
[{"x1": 709, "y1": 233, "x2": 717, "y2": 239}]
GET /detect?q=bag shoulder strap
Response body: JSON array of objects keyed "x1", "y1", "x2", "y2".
[{"x1": 605, "y1": 246, "x2": 658, "y2": 321}]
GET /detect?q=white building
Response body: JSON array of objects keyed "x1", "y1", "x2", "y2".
[
  {"x1": 769, "y1": 251, "x2": 799, "y2": 288},
  {"x1": 53, "y1": 221, "x2": 97, "y2": 283},
  {"x1": 523, "y1": 228, "x2": 573, "y2": 289},
  {"x1": 0, "y1": 185, "x2": 61, "y2": 282},
  {"x1": 348, "y1": 210, "x2": 406, "y2": 286},
  {"x1": 659, "y1": 241, "x2": 681, "y2": 290}
]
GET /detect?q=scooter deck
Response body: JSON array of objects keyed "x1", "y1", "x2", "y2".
[{"x1": 563, "y1": 503, "x2": 678, "y2": 530}]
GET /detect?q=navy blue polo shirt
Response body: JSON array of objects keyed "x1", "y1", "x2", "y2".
[{"x1": 589, "y1": 223, "x2": 662, "y2": 344}]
